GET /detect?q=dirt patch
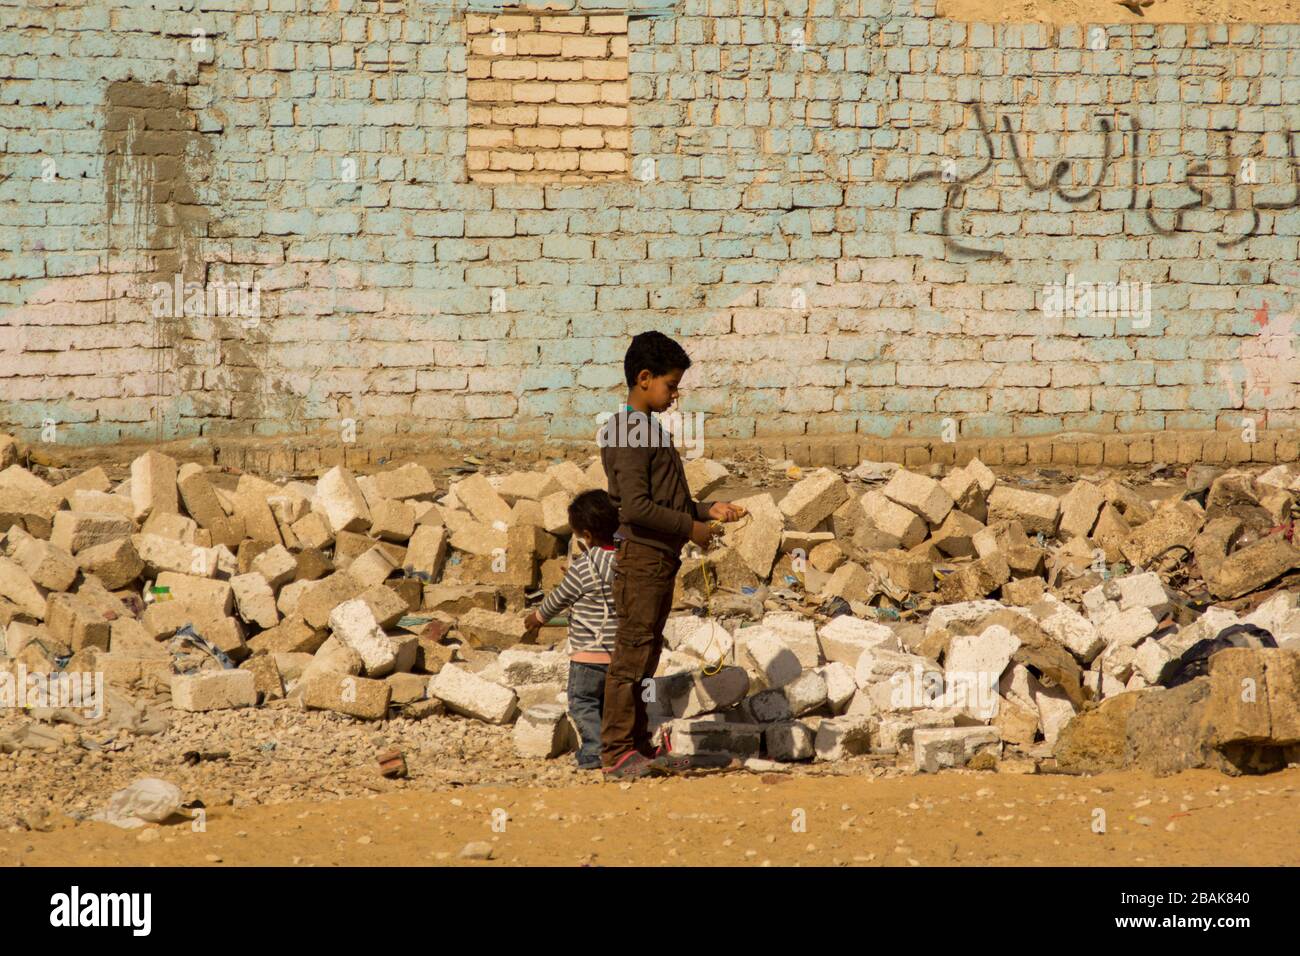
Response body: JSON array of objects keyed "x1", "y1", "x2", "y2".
[
  {"x1": 4, "y1": 767, "x2": 1296, "y2": 867},
  {"x1": 939, "y1": 0, "x2": 1300, "y2": 23}
]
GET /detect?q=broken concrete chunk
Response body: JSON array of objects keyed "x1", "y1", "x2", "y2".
[
  {"x1": 739, "y1": 629, "x2": 802, "y2": 690},
  {"x1": 814, "y1": 715, "x2": 873, "y2": 760},
  {"x1": 50, "y1": 511, "x2": 134, "y2": 555},
  {"x1": 778, "y1": 469, "x2": 849, "y2": 532},
  {"x1": 451, "y1": 473, "x2": 512, "y2": 527},
  {"x1": 302, "y1": 672, "x2": 391, "y2": 720},
  {"x1": 328, "y1": 598, "x2": 399, "y2": 677},
  {"x1": 457, "y1": 607, "x2": 529, "y2": 649},
  {"x1": 913, "y1": 726, "x2": 1000, "y2": 773},
  {"x1": 76, "y1": 538, "x2": 143, "y2": 590},
  {"x1": 171, "y1": 669, "x2": 257, "y2": 712},
  {"x1": 429, "y1": 663, "x2": 518, "y2": 724},
  {"x1": 130, "y1": 450, "x2": 179, "y2": 521},
  {"x1": 765, "y1": 721, "x2": 815, "y2": 761},
  {"x1": 986, "y1": 486, "x2": 1060, "y2": 537},
  {"x1": 1057, "y1": 480, "x2": 1105, "y2": 541},
  {"x1": 882, "y1": 470, "x2": 954, "y2": 527},
  {"x1": 315, "y1": 466, "x2": 372, "y2": 534},
  {"x1": 513, "y1": 704, "x2": 576, "y2": 758},
  {"x1": 231, "y1": 572, "x2": 280, "y2": 630}
]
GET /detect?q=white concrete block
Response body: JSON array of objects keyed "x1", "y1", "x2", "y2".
[
  {"x1": 429, "y1": 663, "x2": 518, "y2": 724},
  {"x1": 913, "y1": 726, "x2": 1001, "y2": 773},
  {"x1": 817, "y1": 615, "x2": 899, "y2": 665},
  {"x1": 170, "y1": 669, "x2": 257, "y2": 712}
]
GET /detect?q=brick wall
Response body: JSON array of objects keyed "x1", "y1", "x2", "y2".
[{"x1": 1, "y1": 0, "x2": 1299, "y2": 454}]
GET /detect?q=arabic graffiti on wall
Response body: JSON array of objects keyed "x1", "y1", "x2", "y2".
[{"x1": 909, "y1": 105, "x2": 1300, "y2": 260}]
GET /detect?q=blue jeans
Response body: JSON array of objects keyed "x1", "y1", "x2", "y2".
[{"x1": 567, "y1": 662, "x2": 608, "y2": 769}]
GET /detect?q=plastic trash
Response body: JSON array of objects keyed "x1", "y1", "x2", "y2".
[
  {"x1": 90, "y1": 778, "x2": 183, "y2": 829},
  {"x1": 1162, "y1": 623, "x2": 1278, "y2": 688}
]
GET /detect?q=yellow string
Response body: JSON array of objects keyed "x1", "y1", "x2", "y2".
[{"x1": 698, "y1": 520, "x2": 728, "y2": 677}]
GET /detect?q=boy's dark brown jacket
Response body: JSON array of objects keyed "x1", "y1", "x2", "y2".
[{"x1": 599, "y1": 409, "x2": 711, "y2": 555}]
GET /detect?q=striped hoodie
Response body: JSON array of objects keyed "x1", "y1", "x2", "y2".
[{"x1": 535, "y1": 545, "x2": 617, "y2": 655}]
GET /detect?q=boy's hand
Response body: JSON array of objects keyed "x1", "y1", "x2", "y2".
[
  {"x1": 689, "y1": 521, "x2": 717, "y2": 549},
  {"x1": 707, "y1": 501, "x2": 747, "y2": 522},
  {"x1": 521, "y1": 611, "x2": 541, "y2": 632}
]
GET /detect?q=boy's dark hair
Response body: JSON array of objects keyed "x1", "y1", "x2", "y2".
[
  {"x1": 568, "y1": 489, "x2": 619, "y2": 542},
  {"x1": 624, "y1": 330, "x2": 691, "y2": 388}
]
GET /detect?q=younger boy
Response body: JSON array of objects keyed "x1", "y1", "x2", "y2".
[
  {"x1": 522, "y1": 489, "x2": 620, "y2": 770},
  {"x1": 598, "y1": 331, "x2": 746, "y2": 779}
]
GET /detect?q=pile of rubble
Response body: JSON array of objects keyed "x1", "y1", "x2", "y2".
[{"x1": 1, "y1": 430, "x2": 1298, "y2": 777}]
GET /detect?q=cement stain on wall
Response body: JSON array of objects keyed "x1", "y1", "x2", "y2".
[{"x1": 102, "y1": 80, "x2": 217, "y2": 440}]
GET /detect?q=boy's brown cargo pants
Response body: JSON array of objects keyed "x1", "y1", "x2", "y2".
[{"x1": 601, "y1": 538, "x2": 679, "y2": 766}]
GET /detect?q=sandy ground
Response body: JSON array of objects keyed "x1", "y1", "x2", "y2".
[
  {"x1": 4, "y1": 767, "x2": 1297, "y2": 867},
  {"x1": 940, "y1": 0, "x2": 1300, "y2": 23}
]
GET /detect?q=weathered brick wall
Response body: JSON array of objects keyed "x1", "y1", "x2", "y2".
[{"x1": 1, "y1": 0, "x2": 1299, "y2": 453}]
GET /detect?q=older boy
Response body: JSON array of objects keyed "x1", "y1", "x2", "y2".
[{"x1": 598, "y1": 331, "x2": 745, "y2": 779}]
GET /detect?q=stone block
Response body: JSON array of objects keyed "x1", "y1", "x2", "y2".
[
  {"x1": 171, "y1": 669, "x2": 257, "y2": 712},
  {"x1": 452, "y1": 473, "x2": 512, "y2": 526},
  {"x1": 429, "y1": 663, "x2": 518, "y2": 723},
  {"x1": 297, "y1": 571, "x2": 366, "y2": 629},
  {"x1": 1057, "y1": 480, "x2": 1105, "y2": 541},
  {"x1": 373, "y1": 463, "x2": 436, "y2": 501},
  {"x1": 882, "y1": 470, "x2": 954, "y2": 526},
  {"x1": 814, "y1": 715, "x2": 873, "y2": 760},
  {"x1": 329, "y1": 598, "x2": 399, "y2": 677},
  {"x1": 739, "y1": 627, "x2": 802, "y2": 690},
  {"x1": 13, "y1": 537, "x2": 77, "y2": 592},
  {"x1": 725, "y1": 492, "x2": 783, "y2": 577},
  {"x1": 778, "y1": 468, "x2": 849, "y2": 532},
  {"x1": 672, "y1": 666, "x2": 750, "y2": 718},
  {"x1": 913, "y1": 726, "x2": 1001, "y2": 773},
  {"x1": 817, "y1": 615, "x2": 898, "y2": 666},
  {"x1": 986, "y1": 486, "x2": 1060, "y2": 536},
  {"x1": 369, "y1": 498, "x2": 416, "y2": 542},
  {"x1": 45, "y1": 592, "x2": 110, "y2": 651},
  {"x1": 930, "y1": 510, "x2": 985, "y2": 558},
  {"x1": 231, "y1": 572, "x2": 279, "y2": 629},
  {"x1": 302, "y1": 672, "x2": 391, "y2": 720},
  {"x1": 50, "y1": 511, "x2": 134, "y2": 555},
  {"x1": 937, "y1": 554, "x2": 1010, "y2": 603},
  {"x1": 513, "y1": 703, "x2": 576, "y2": 757},
  {"x1": 71, "y1": 536, "x2": 141, "y2": 591},
  {"x1": 814, "y1": 661, "x2": 857, "y2": 713},
  {"x1": 765, "y1": 720, "x2": 814, "y2": 761},
  {"x1": 130, "y1": 450, "x2": 179, "y2": 521},
  {"x1": 315, "y1": 466, "x2": 372, "y2": 534},
  {"x1": 666, "y1": 718, "x2": 762, "y2": 757}
]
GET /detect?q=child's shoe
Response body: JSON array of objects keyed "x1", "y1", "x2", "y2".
[{"x1": 603, "y1": 750, "x2": 662, "y2": 780}]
